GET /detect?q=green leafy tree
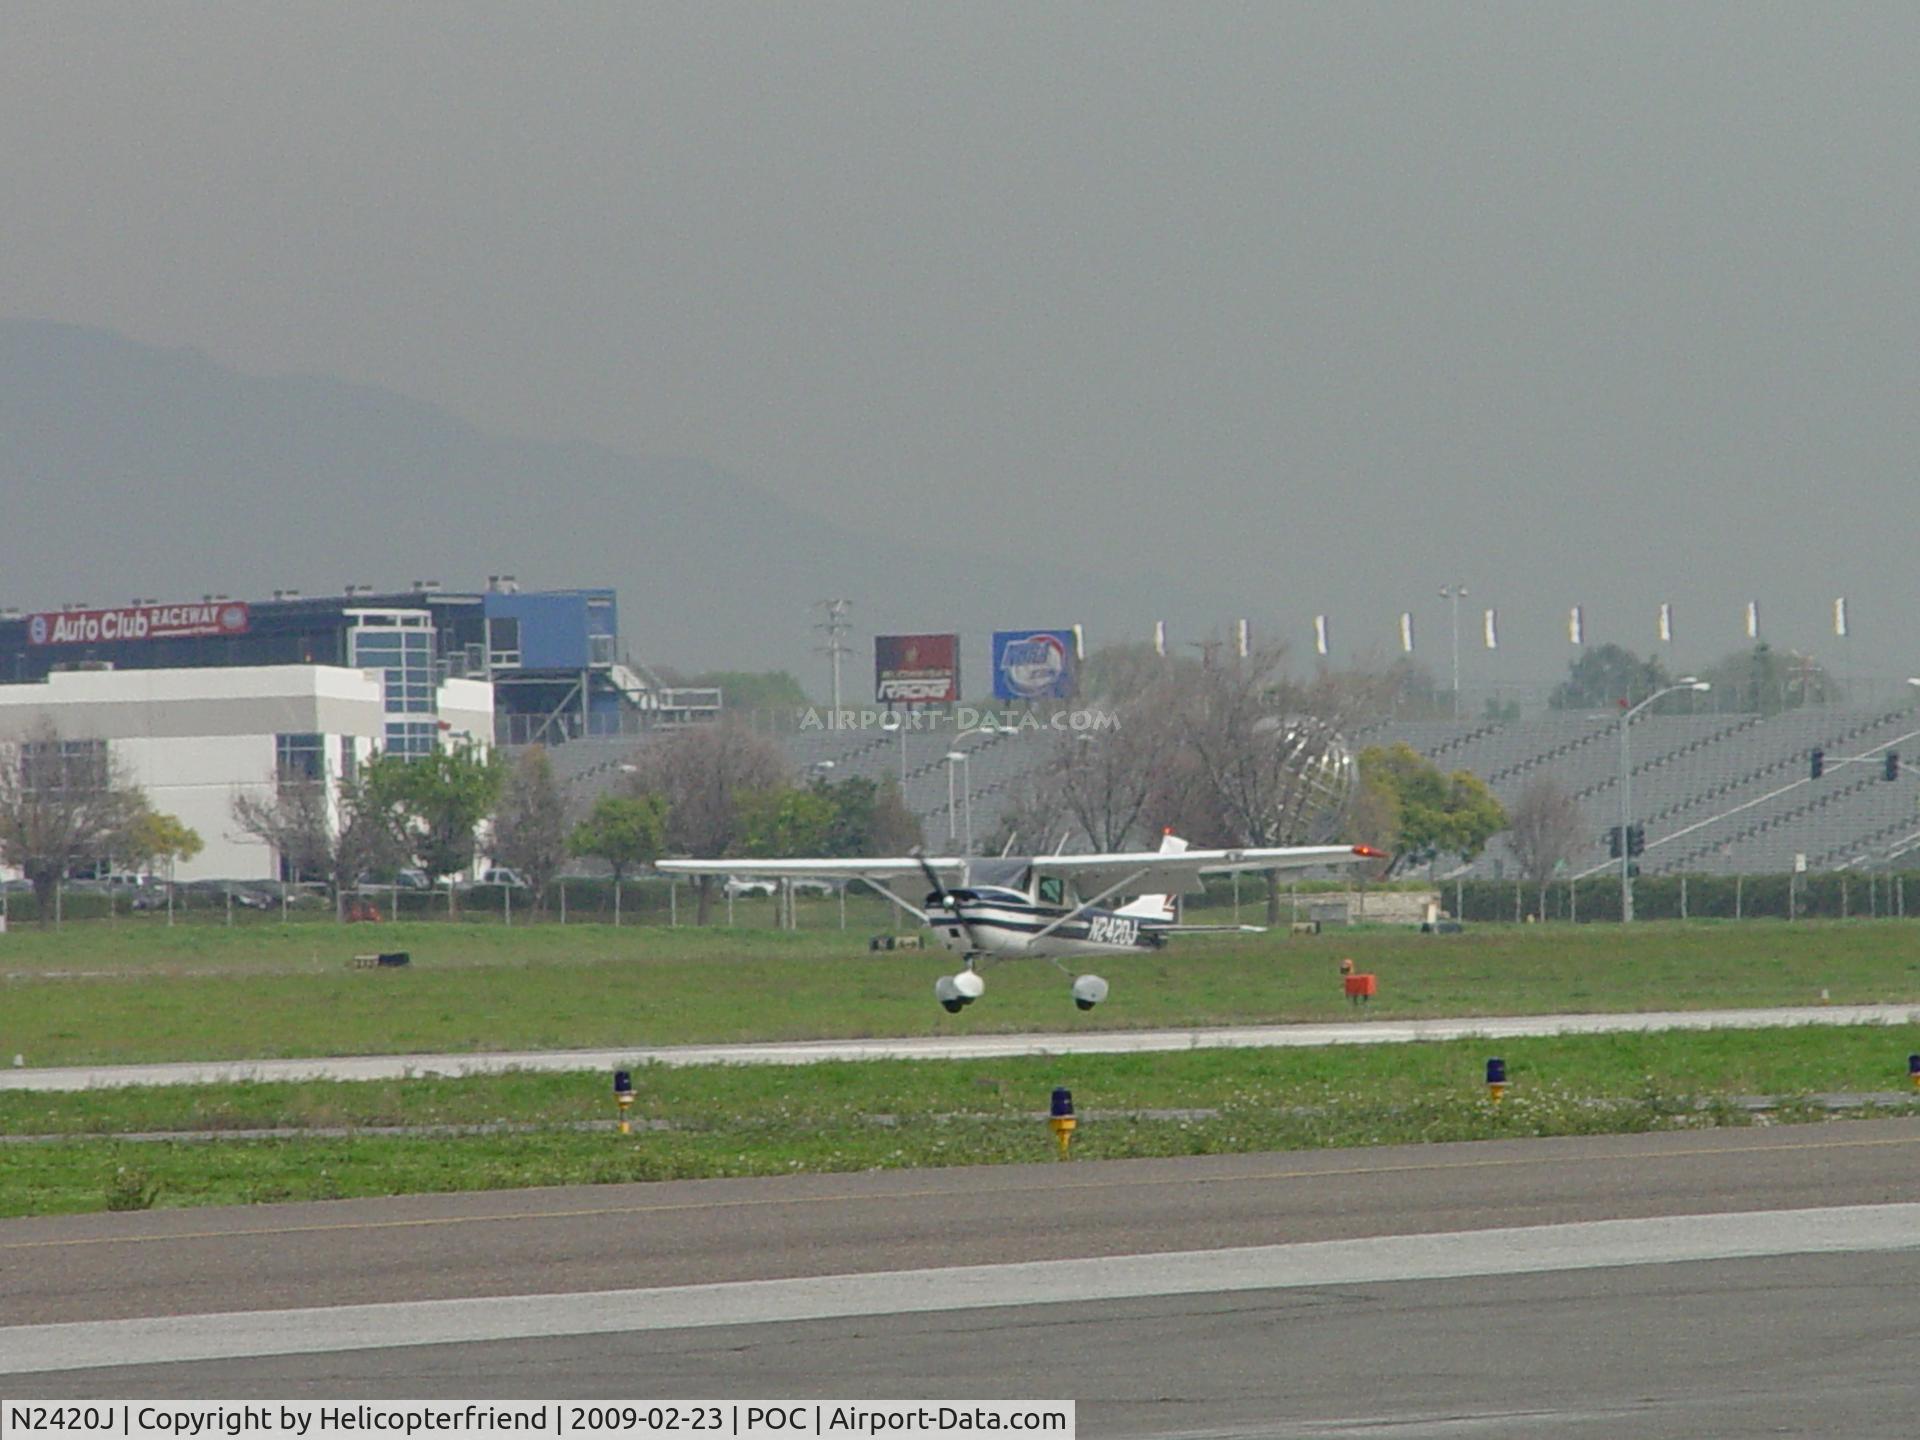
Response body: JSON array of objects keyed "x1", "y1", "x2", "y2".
[
  {"x1": 807, "y1": 775, "x2": 924, "y2": 856},
  {"x1": 1358, "y1": 743, "x2": 1506, "y2": 876},
  {"x1": 1549, "y1": 644, "x2": 1674, "y2": 712},
  {"x1": 736, "y1": 785, "x2": 837, "y2": 857},
  {"x1": 123, "y1": 809, "x2": 203, "y2": 926},
  {"x1": 1700, "y1": 643, "x2": 1839, "y2": 714},
  {"x1": 364, "y1": 743, "x2": 505, "y2": 903},
  {"x1": 490, "y1": 746, "x2": 569, "y2": 908},
  {"x1": 126, "y1": 809, "x2": 202, "y2": 881},
  {"x1": 568, "y1": 792, "x2": 670, "y2": 886}
]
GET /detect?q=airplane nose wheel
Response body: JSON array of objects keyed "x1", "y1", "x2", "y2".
[{"x1": 935, "y1": 966, "x2": 986, "y2": 1013}]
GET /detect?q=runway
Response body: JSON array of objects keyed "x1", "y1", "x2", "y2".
[
  {"x1": 6, "y1": 1119, "x2": 1920, "y2": 1435},
  {"x1": 7, "y1": 1002, "x2": 1917, "y2": 1091}
]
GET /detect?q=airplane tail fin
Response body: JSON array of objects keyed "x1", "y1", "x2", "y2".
[{"x1": 1115, "y1": 831, "x2": 1187, "y2": 920}]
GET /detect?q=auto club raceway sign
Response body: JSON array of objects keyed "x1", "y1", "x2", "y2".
[{"x1": 27, "y1": 601, "x2": 251, "y2": 645}]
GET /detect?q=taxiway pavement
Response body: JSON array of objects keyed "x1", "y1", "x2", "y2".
[{"x1": 6, "y1": 1119, "x2": 1920, "y2": 1436}]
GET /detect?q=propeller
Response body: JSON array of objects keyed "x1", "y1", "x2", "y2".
[{"x1": 912, "y1": 847, "x2": 981, "y2": 953}]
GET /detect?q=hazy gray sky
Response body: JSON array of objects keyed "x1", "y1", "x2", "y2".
[{"x1": 4, "y1": 3, "x2": 1917, "y2": 686}]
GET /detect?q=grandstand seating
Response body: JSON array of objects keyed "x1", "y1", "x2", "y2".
[{"x1": 535, "y1": 702, "x2": 1920, "y2": 875}]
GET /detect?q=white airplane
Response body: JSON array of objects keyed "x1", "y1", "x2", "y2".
[{"x1": 656, "y1": 833, "x2": 1385, "y2": 1012}]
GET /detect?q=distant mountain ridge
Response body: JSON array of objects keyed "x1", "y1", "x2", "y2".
[{"x1": 0, "y1": 319, "x2": 1236, "y2": 680}]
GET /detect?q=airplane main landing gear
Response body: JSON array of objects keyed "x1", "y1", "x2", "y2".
[{"x1": 1071, "y1": 974, "x2": 1110, "y2": 1011}]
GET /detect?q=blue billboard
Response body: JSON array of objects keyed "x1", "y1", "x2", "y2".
[{"x1": 991, "y1": 629, "x2": 1078, "y2": 701}]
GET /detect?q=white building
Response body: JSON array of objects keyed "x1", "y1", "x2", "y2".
[{"x1": 0, "y1": 665, "x2": 493, "y2": 881}]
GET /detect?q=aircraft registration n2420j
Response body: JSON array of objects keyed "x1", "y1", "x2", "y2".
[{"x1": 655, "y1": 833, "x2": 1385, "y2": 1012}]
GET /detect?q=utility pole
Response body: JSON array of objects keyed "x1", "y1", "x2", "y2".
[{"x1": 814, "y1": 598, "x2": 852, "y2": 728}]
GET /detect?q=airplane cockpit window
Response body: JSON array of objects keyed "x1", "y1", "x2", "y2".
[{"x1": 1037, "y1": 876, "x2": 1065, "y2": 907}]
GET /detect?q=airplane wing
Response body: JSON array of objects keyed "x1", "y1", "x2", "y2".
[
  {"x1": 654, "y1": 856, "x2": 969, "y2": 884},
  {"x1": 1030, "y1": 844, "x2": 1383, "y2": 896}
]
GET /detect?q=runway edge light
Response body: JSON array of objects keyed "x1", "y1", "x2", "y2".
[
  {"x1": 1485, "y1": 1058, "x2": 1507, "y2": 1104},
  {"x1": 614, "y1": 1068, "x2": 634, "y2": 1135},
  {"x1": 1050, "y1": 1086, "x2": 1077, "y2": 1159}
]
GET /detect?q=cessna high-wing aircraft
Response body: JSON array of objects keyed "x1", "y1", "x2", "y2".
[{"x1": 656, "y1": 834, "x2": 1384, "y2": 1012}]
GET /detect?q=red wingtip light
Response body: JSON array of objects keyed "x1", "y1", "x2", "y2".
[{"x1": 1351, "y1": 844, "x2": 1388, "y2": 858}]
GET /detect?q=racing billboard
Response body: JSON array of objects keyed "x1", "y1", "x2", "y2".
[
  {"x1": 875, "y1": 633, "x2": 960, "y2": 704},
  {"x1": 991, "y1": 629, "x2": 1078, "y2": 702},
  {"x1": 26, "y1": 601, "x2": 251, "y2": 646}
]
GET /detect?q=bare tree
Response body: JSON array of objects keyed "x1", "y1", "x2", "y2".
[
  {"x1": 231, "y1": 779, "x2": 332, "y2": 879},
  {"x1": 626, "y1": 721, "x2": 788, "y2": 922},
  {"x1": 491, "y1": 746, "x2": 569, "y2": 910},
  {"x1": 987, "y1": 765, "x2": 1075, "y2": 857},
  {"x1": 1056, "y1": 684, "x2": 1188, "y2": 851},
  {"x1": 231, "y1": 770, "x2": 404, "y2": 918},
  {"x1": 1504, "y1": 775, "x2": 1587, "y2": 920},
  {"x1": 0, "y1": 721, "x2": 147, "y2": 924},
  {"x1": 1182, "y1": 648, "x2": 1375, "y2": 923}
]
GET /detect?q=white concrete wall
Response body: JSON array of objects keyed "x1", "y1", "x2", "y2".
[
  {"x1": 437, "y1": 678, "x2": 495, "y2": 747},
  {"x1": 0, "y1": 665, "x2": 497, "y2": 882},
  {"x1": 116, "y1": 733, "x2": 280, "y2": 880},
  {"x1": 0, "y1": 667, "x2": 401, "y2": 882}
]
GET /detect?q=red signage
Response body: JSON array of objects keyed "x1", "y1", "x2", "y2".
[
  {"x1": 26, "y1": 602, "x2": 251, "y2": 646},
  {"x1": 875, "y1": 633, "x2": 960, "y2": 704}
]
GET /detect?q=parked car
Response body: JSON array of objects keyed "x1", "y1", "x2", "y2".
[
  {"x1": 720, "y1": 876, "x2": 838, "y2": 898},
  {"x1": 185, "y1": 880, "x2": 272, "y2": 910},
  {"x1": 457, "y1": 867, "x2": 530, "y2": 893}
]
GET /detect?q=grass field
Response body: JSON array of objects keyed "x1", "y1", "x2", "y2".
[
  {"x1": 5, "y1": 1024, "x2": 1918, "y2": 1216},
  {"x1": 6, "y1": 915, "x2": 1920, "y2": 1217},
  {"x1": 4, "y1": 917, "x2": 1919, "y2": 1067}
]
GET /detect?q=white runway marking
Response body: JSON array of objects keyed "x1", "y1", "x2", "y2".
[
  {"x1": 4, "y1": 1203, "x2": 1917, "y2": 1375},
  {"x1": 6, "y1": 1004, "x2": 1917, "y2": 1092}
]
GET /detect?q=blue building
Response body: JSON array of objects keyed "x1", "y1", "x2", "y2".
[{"x1": 481, "y1": 582, "x2": 717, "y2": 743}]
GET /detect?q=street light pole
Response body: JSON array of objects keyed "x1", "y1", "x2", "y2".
[
  {"x1": 1439, "y1": 584, "x2": 1468, "y2": 720},
  {"x1": 962, "y1": 753, "x2": 973, "y2": 855},
  {"x1": 944, "y1": 725, "x2": 1013, "y2": 854},
  {"x1": 1619, "y1": 677, "x2": 1711, "y2": 922}
]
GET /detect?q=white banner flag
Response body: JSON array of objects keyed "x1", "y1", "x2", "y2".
[
  {"x1": 1834, "y1": 596, "x2": 1848, "y2": 638},
  {"x1": 1153, "y1": 619, "x2": 1166, "y2": 657},
  {"x1": 1569, "y1": 605, "x2": 1584, "y2": 646},
  {"x1": 1400, "y1": 612, "x2": 1415, "y2": 652},
  {"x1": 1745, "y1": 601, "x2": 1759, "y2": 640},
  {"x1": 1313, "y1": 613, "x2": 1329, "y2": 656},
  {"x1": 1234, "y1": 617, "x2": 1250, "y2": 658},
  {"x1": 1483, "y1": 607, "x2": 1498, "y2": 649},
  {"x1": 1658, "y1": 602, "x2": 1673, "y2": 644}
]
